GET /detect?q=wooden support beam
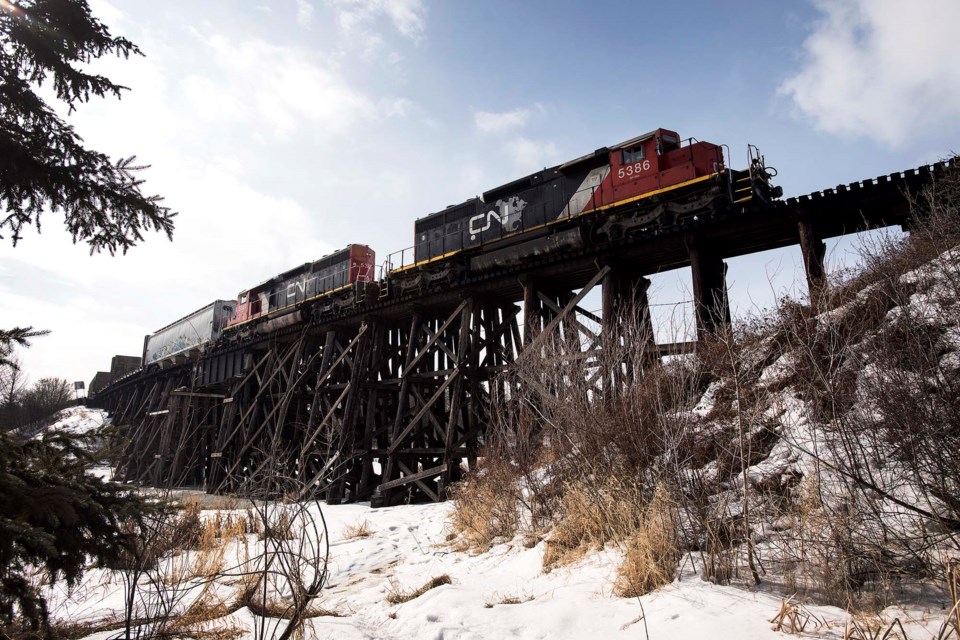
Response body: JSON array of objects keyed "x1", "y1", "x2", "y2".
[
  {"x1": 686, "y1": 236, "x2": 730, "y2": 338},
  {"x1": 170, "y1": 391, "x2": 226, "y2": 399},
  {"x1": 798, "y1": 215, "x2": 827, "y2": 300},
  {"x1": 519, "y1": 265, "x2": 611, "y2": 361},
  {"x1": 378, "y1": 463, "x2": 447, "y2": 492},
  {"x1": 401, "y1": 301, "x2": 468, "y2": 377},
  {"x1": 388, "y1": 370, "x2": 460, "y2": 454},
  {"x1": 522, "y1": 277, "x2": 539, "y2": 346}
]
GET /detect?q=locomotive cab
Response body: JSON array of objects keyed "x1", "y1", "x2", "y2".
[
  {"x1": 608, "y1": 128, "x2": 724, "y2": 204},
  {"x1": 228, "y1": 285, "x2": 269, "y2": 328}
]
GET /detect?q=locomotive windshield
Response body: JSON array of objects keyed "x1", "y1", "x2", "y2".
[{"x1": 623, "y1": 146, "x2": 645, "y2": 163}]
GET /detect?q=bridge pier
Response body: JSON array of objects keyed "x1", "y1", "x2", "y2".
[
  {"x1": 798, "y1": 215, "x2": 827, "y2": 299},
  {"x1": 687, "y1": 235, "x2": 731, "y2": 338},
  {"x1": 521, "y1": 277, "x2": 541, "y2": 345},
  {"x1": 373, "y1": 298, "x2": 519, "y2": 506},
  {"x1": 602, "y1": 264, "x2": 656, "y2": 385},
  {"x1": 602, "y1": 265, "x2": 654, "y2": 342}
]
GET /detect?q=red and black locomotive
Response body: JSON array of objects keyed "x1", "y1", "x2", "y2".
[
  {"x1": 225, "y1": 244, "x2": 376, "y2": 336},
  {"x1": 396, "y1": 127, "x2": 778, "y2": 277}
]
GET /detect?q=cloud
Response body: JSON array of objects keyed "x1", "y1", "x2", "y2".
[
  {"x1": 2, "y1": 14, "x2": 416, "y2": 383},
  {"x1": 509, "y1": 137, "x2": 559, "y2": 172},
  {"x1": 324, "y1": 0, "x2": 426, "y2": 59},
  {"x1": 474, "y1": 105, "x2": 545, "y2": 135},
  {"x1": 296, "y1": 0, "x2": 315, "y2": 28},
  {"x1": 781, "y1": 0, "x2": 960, "y2": 145},
  {"x1": 184, "y1": 29, "x2": 376, "y2": 139},
  {"x1": 379, "y1": 0, "x2": 426, "y2": 41},
  {"x1": 474, "y1": 108, "x2": 530, "y2": 135},
  {"x1": 378, "y1": 97, "x2": 414, "y2": 118},
  {"x1": 88, "y1": 0, "x2": 124, "y2": 29}
]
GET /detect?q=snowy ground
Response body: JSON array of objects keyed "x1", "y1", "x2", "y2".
[{"x1": 45, "y1": 500, "x2": 946, "y2": 640}]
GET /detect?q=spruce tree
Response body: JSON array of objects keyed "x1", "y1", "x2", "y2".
[
  {"x1": 1, "y1": 2, "x2": 165, "y2": 633},
  {"x1": 0, "y1": 0, "x2": 175, "y2": 254}
]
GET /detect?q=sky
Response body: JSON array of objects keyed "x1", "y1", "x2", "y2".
[{"x1": 3, "y1": 0, "x2": 960, "y2": 385}]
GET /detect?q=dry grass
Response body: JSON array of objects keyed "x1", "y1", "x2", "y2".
[
  {"x1": 167, "y1": 501, "x2": 205, "y2": 550},
  {"x1": 768, "y1": 598, "x2": 826, "y2": 634},
  {"x1": 231, "y1": 573, "x2": 345, "y2": 622},
  {"x1": 483, "y1": 591, "x2": 534, "y2": 608},
  {"x1": 33, "y1": 589, "x2": 246, "y2": 640},
  {"x1": 188, "y1": 512, "x2": 248, "y2": 579},
  {"x1": 945, "y1": 561, "x2": 960, "y2": 636},
  {"x1": 543, "y1": 478, "x2": 647, "y2": 571},
  {"x1": 385, "y1": 575, "x2": 452, "y2": 604},
  {"x1": 168, "y1": 588, "x2": 245, "y2": 639},
  {"x1": 341, "y1": 519, "x2": 375, "y2": 540},
  {"x1": 177, "y1": 591, "x2": 236, "y2": 626},
  {"x1": 33, "y1": 616, "x2": 128, "y2": 640},
  {"x1": 249, "y1": 504, "x2": 297, "y2": 541},
  {"x1": 244, "y1": 598, "x2": 346, "y2": 620},
  {"x1": 613, "y1": 484, "x2": 679, "y2": 597},
  {"x1": 448, "y1": 458, "x2": 520, "y2": 552}
]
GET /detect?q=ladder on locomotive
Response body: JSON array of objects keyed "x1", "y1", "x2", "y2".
[{"x1": 731, "y1": 144, "x2": 780, "y2": 205}]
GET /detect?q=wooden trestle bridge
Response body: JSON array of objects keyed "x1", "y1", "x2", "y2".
[{"x1": 90, "y1": 161, "x2": 952, "y2": 505}]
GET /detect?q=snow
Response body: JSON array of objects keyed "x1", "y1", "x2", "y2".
[
  {"x1": 45, "y1": 405, "x2": 111, "y2": 436},
  {"x1": 41, "y1": 499, "x2": 947, "y2": 639},
  {"x1": 36, "y1": 406, "x2": 115, "y2": 480}
]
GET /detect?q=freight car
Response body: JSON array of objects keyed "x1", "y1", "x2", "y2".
[
  {"x1": 392, "y1": 128, "x2": 779, "y2": 276},
  {"x1": 225, "y1": 244, "x2": 376, "y2": 334},
  {"x1": 143, "y1": 300, "x2": 237, "y2": 367}
]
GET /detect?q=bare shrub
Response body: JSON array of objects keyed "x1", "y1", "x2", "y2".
[
  {"x1": 235, "y1": 472, "x2": 331, "y2": 640},
  {"x1": 234, "y1": 580, "x2": 345, "y2": 620},
  {"x1": 3, "y1": 377, "x2": 74, "y2": 436},
  {"x1": 445, "y1": 160, "x2": 960, "y2": 607}
]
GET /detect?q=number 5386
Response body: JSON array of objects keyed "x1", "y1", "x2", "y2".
[{"x1": 617, "y1": 160, "x2": 650, "y2": 179}]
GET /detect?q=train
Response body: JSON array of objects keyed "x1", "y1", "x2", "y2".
[{"x1": 123, "y1": 127, "x2": 779, "y2": 373}]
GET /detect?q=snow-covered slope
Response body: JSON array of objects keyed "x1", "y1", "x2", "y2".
[
  {"x1": 46, "y1": 500, "x2": 945, "y2": 640},
  {"x1": 45, "y1": 405, "x2": 110, "y2": 436}
]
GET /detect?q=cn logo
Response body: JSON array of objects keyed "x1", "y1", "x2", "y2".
[
  {"x1": 468, "y1": 210, "x2": 501, "y2": 237},
  {"x1": 468, "y1": 196, "x2": 527, "y2": 240}
]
